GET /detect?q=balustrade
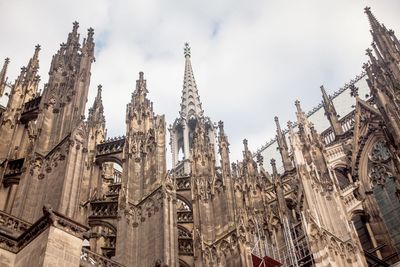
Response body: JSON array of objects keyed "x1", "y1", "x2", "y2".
[
  {"x1": 177, "y1": 211, "x2": 193, "y2": 223},
  {"x1": 97, "y1": 137, "x2": 125, "y2": 156},
  {"x1": 90, "y1": 201, "x2": 118, "y2": 218},
  {"x1": 0, "y1": 210, "x2": 31, "y2": 237}
]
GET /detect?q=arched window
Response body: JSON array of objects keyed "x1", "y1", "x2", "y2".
[{"x1": 368, "y1": 139, "x2": 400, "y2": 252}]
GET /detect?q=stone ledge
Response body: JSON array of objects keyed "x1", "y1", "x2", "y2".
[{"x1": 0, "y1": 205, "x2": 89, "y2": 253}]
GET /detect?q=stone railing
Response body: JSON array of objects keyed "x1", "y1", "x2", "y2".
[
  {"x1": 106, "y1": 183, "x2": 121, "y2": 199},
  {"x1": 3, "y1": 158, "x2": 25, "y2": 187},
  {"x1": 177, "y1": 211, "x2": 193, "y2": 223},
  {"x1": 80, "y1": 248, "x2": 124, "y2": 267},
  {"x1": 4, "y1": 158, "x2": 25, "y2": 177},
  {"x1": 97, "y1": 137, "x2": 125, "y2": 156},
  {"x1": 0, "y1": 211, "x2": 31, "y2": 238},
  {"x1": 20, "y1": 95, "x2": 41, "y2": 123},
  {"x1": 89, "y1": 201, "x2": 118, "y2": 218},
  {"x1": 342, "y1": 185, "x2": 362, "y2": 212},
  {"x1": 22, "y1": 95, "x2": 41, "y2": 114},
  {"x1": 176, "y1": 176, "x2": 191, "y2": 191},
  {"x1": 325, "y1": 144, "x2": 346, "y2": 163},
  {"x1": 178, "y1": 238, "x2": 194, "y2": 256}
]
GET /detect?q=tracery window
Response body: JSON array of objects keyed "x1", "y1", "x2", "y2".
[{"x1": 367, "y1": 139, "x2": 400, "y2": 252}]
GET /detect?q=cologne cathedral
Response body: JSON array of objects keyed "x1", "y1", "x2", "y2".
[{"x1": 0, "y1": 7, "x2": 399, "y2": 267}]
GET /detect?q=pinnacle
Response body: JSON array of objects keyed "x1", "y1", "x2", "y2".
[
  {"x1": 295, "y1": 100, "x2": 302, "y2": 113},
  {"x1": 72, "y1": 21, "x2": 79, "y2": 31},
  {"x1": 97, "y1": 84, "x2": 102, "y2": 95}
]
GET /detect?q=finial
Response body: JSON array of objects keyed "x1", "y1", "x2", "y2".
[
  {"x1": 218, "y1": 121, "x2": 224, "y2": 134},
  {"x1": 33, "y1": 44, "x2": 41, "y2": 59},
  {"x1": 274, "y1": 116, "x2": 279, "y2": 123},
  {"x1": 87, "y1": 27, "x2": 94, "y2": 38},
  {"x1": 97, "y1": 84, "x2": 102, "y2": 94},
  {"x1": 72, "y1": 21, "x2": 79, "y2": 31},
  {"x1": 4, "y1": 58, "x2": 10, "y2": 64},
  {"x1": 139, "y1": 71, "x2": 144, "y2": 80},
  {"x1": 243, "y1": 138, "x2": 249, "y2": 153},
  {"x1": 349, "y1": 84, "x2": 359, "y2": 98},
  {"x1": 184, "y1": 42, "x2": 191, "y2": 58}
]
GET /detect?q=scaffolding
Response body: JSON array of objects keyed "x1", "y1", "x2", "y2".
[{"x1": 251, "y1": 215, "x2": 315, "y2": 267}]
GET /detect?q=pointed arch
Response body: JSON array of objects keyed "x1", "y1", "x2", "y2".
[{"x1": 176, "y1": 194, "x2": 192, "y2": 211}]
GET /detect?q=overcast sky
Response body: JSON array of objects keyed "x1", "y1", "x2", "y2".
[{"x1": 1, "y1": 1, "x2": 399, "y2": 163}]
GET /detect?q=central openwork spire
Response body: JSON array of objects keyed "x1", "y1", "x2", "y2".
[
  {"x1": 170, "y1": 43, "x2": 216, "y2": 174},
  {"x1": 179, "y1": 43, "x2": 204, "y2": 119}
]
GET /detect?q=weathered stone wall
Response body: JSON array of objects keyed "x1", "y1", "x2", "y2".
[
  {"x1": 14, "y1": 228, "x2": 49, "y2": 267},
  {"x1": 41, "y1": 226, "x2": 83, "y2": 267}
]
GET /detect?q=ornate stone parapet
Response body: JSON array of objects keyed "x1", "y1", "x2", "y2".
[
  {"x1": 0, "y1": 210, "x2": 31, "y2": 238},
  {"x1": 2, "y1": 158, "x2": 25, "y2": 187},
  {"x1": 96, "y1": 136, "x2": 125, "y2": 156},
  {"x1": 0, "y1": 206, "x2": 88, "y2": 253}
]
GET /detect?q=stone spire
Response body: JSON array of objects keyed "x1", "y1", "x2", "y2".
[
  {"x1": 295, "y1": 100, "x2": 309, "y2": 128},
  {"x1": 88, "y1": 85, "x2": 105, "y2": 128},
  {"x1": 320, "y1": 85, "x2": 343, "y2": 137},
  {"x1": 10, "y1": 45, "x2": 40, "y2": 102},
  {"x1": 170, "y1": 43, "x2": 215, "y2": 174},
  {"x1": 132, "y1": 71, "x2": 150, "y2": 109},
  {"x1": 0, "y1": 58, "x2": 10, "y2": 96},
  {"x1": 66, "y1": 21, "x2": 80, "y2": 50},
  {"x1": 275, "y1": 116, "x2": 293, "y2": 171},
  {"x1": 365, "y1": 7, "x2": 400, "y2": 62},
  {"x1": 179, "y1": 43, "x2": 204, "y2": 119},
  {"x1": 36, "y1": 21, "x2": 95, "y2": 153},
  {"x1": 23, "y1": 45, "x2": 41, "y2": 86}
]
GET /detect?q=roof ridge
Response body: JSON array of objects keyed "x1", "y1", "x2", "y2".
[{"x1": 254, "y1": 71, "x2": 366, "y2": 156}]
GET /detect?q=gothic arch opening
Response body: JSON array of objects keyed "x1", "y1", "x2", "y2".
[
  {"x1": 176, "y1": 194, "x2": 193, "y2": 224},
  {"x1": 334, "y1": 166, "x2": 351, "y2": 190},
  {"x1": 358, "y1": 135, "x2": 400, "y2": 260},
  {"x1": 179, "y1": 259, "x2": 190, "y2": 267}
]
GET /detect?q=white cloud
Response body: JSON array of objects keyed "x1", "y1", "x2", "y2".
[{"x1": 1, "y1": 0, "x2": 399, "y2": 164}]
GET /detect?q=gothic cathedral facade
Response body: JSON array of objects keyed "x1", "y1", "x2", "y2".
[{"x1": 0, "y1": 7, "x2": 399, "y2": 267}]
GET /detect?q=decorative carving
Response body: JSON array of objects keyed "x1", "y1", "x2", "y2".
[
  {"x1": 0, "y1": 211, "x2": 31, "y2": 238},
  {"x1": 368, "y1": 139, "x2": 394, "y2": 186},
  {"x1": 369, "y1": 139, "x2": 390, "y2": 162}
]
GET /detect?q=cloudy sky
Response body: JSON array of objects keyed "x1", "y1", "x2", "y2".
[{"x1": 1, "y1": 0, "x2": 399, "y2": 163}]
